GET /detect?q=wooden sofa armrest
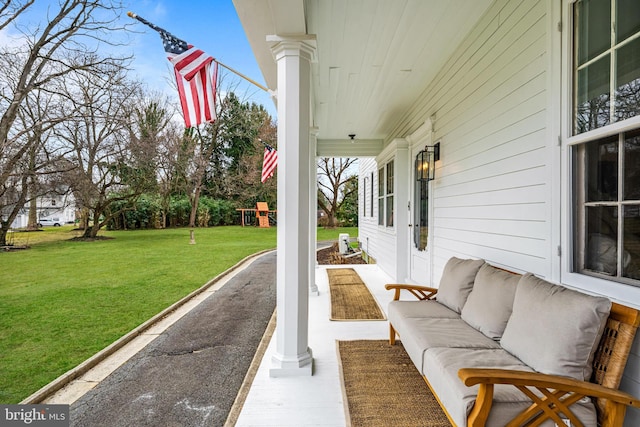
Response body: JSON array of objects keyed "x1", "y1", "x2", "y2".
[
  {"x1": 384, "y1": 284, "x2": 438, "y2": 301},
  {"x1": 458, "y1": 368, "x2": 640, "y2": 427}
]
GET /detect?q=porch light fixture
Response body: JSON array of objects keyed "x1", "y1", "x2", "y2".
[
  {"x1": 415, "y1": 142, "x2": 440, "y2": 182},
  {"x1": 348, "y1": 134, "x2": 356, "y2": 143}
]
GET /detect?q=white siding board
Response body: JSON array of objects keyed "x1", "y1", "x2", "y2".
[
  {"x1": 435, "y1": 184, "x2": 546, "y2": 209},
  {"x1": 439, "y1": 144, "x2": 546, "y2": 187},
  {"x1": 437, "y1": 112, "x2": 547, "y2": 181},
  {"x1": 436, "y1": 218, "x2": 546, "y2": 241},
  {"x1": 439, "y1": 60, "x2": 546, "y2": 147},
  {"x1": 436, "y1": 226, "x2": 547, "y2": 258},
  {"x1": 439, "y1": 84, "x2": 546, "y2": 156},
  {"x1": 433, "y1": 238, "x2": 546, "y2": 277},
  {"x1": 435, "y1": 201, "x2": 546, "y2": 223},
  {"x1": 436, "y1": 11, "x2": 546, "y2": 131}
]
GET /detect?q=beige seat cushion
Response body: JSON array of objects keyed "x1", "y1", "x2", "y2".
[
  {"x1": 423, "y1": 347, "x2": 597, "y2": 427},
  {"x1": 398, "y1": 318, "x2": 501, "y2": 374}
]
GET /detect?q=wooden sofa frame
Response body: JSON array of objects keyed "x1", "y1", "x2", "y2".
[{"x1": 385, "y1": 282, "x2": 640, "y2": 427}]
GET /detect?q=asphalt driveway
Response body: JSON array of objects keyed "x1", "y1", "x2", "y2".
[{"x1": 69, "y1": 250, "x2": 277, "y2": 427}]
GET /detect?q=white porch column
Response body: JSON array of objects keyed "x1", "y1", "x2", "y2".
[
  {"x1": 268, "y1": 35, "x2": 316, "y2": 377},
  {"x1": 309, "y1": 127, "x2": 319, "y2": 296}
]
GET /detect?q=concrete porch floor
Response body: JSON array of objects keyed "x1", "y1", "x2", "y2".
[{"x1": 234, "y1": 263, "x2": 394, "y2": 427}]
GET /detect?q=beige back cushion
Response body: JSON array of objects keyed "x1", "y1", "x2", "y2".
[
  {"x1": 461, "y1": 264, "x2": 520, "y2": 340},
  {"x1": 436, "y1": 257, "x2": 485, "y2": 313},
  {"x1": 500, "y1": 274, "x2": 611, "y2": 380}
]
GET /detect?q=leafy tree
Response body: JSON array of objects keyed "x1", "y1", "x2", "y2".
[{"x1": 337, "y1": 177, "x2": 358, "y2": 227}]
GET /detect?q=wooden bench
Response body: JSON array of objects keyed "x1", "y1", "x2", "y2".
[{"x1": 385, "y1": 281, "x2": 640, "y2": 427}]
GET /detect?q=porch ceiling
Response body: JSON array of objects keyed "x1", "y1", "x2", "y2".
[{"x1": 233, "y1": 0, "x2": 493, "y2": 153}]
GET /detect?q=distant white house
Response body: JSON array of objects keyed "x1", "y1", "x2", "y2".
[{"x1": 9, "y1": 193, "x2": 76, "y2": 229}]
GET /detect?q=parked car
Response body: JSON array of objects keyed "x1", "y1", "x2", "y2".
[{"x1": 38, "y1": 218, "x2": 62, "y2": 227}]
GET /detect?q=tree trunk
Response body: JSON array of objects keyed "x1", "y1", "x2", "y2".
[
  {"x1": 0, "y1": 224, "x2": 8, "y2": 246},
  {"x1": 82, "y1": 221, "x2": 101, "y2": 238},
  {"x1": 79, "y1": 208, "x2": 90, "y2": 230},
  {"x1": 189, "y1": 182, "x2": 202, "y2": 228},
  {"x1": 27, "y1": 197, "x2": 38, "y2": 230}
]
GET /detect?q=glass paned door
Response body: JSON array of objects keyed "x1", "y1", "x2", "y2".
[
  {"x1": 413, "y1": 169, "x2": 428, "y2": 251},
  {"x1": 409, "y1": 149, "x2": 431, "y2": 284}
]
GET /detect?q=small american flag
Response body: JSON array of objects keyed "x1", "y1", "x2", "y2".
[
  {"x1": 261, "y1": 145, "x2": 278, "y2": 183},
  {"x1": 160, "y1": 29, "x2": 217, "y2": 128}
]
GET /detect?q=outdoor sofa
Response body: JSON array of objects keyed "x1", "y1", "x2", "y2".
[{"x1": 386, "y1": 257, "x2": 640, "y2": 427}]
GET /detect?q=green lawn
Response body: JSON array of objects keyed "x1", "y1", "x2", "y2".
[{"x1": 0, "y1": 225, "x2": 356, "y2": 403}]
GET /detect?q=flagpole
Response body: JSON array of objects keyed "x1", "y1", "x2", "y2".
[
  {"x1": 259, "y1": 139, "x2": 275, "y2": 151},
  {"x1": 127, "y1": 11, "x2": 271, "y2": 93},
  {"x1": 213, "y1": 59, "x2": 269, "y2": 93}
]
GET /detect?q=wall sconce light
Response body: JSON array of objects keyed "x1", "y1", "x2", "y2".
[
  {"x1": 415, "y1": 142, "x2": 440, "y2": 182},
  {"x1": 348, "y1": 134, "x2": 356, "y2": 143}
]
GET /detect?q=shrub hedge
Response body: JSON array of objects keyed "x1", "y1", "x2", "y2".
[{"x1": 106, "y1": 195, "x2": 238, "y2": 230}]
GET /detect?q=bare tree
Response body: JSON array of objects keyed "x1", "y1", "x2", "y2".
[
  {"x1": 59, "y1": 61, "x2": 145, "y2": 238},
  {"x1": 0, "y1": 0, "x2": 129, "y2": 244},
  {"x1": 317, "y1": 157, "x2": 358, "y2": 228},
  {"x1": 0, "y1": 58, "x2": 71, "y2": 244}
]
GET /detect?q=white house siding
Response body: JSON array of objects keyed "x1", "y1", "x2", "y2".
[
  {"x1": 357, "y1": 158, "x2": 398, "y2": 274},
  {"x1": 362, "y1": 0, "x2": 551, "y2": 277},
  {"x1": 358, "y1": 158, "x2": 378, "y2": 260},
  {"x1": 358, "y1": 0, "x2": 640, "y2": 422}
]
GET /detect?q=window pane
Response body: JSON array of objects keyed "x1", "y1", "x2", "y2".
[
  {"x1": 586, "y1": 135, "x2": 618, "y2": 201},
  {"x1": 615, "y1": 37, "x2": 640, "y2": 122},
  {"x1": 616, "y1": 0, "x2": 640, "y2": 43},
  {"x1": 386, "y1": 195, "x2": 394, "y2": 227},
  {"x1": 586, "y1": 205, "x2": 618, "y2": 275},
  {"x1": 576, "y1": 55, "x2": 611, "y2": 133},
  {"x1": 370, "y1": 172, "x2": 374, "y2": 217},
  {"x1": 625, "y1": 129, "x2": 640, "y2": 200},
  {"x1": 386, "y1": 161, "x2": 394, "y2": 195},
  {"x1": 378, "y1": 168, "x2": 384, "y2": 197},
  {"x1": 362, "y1": 178, "x2": 367, "y2": 217},
  {"x1": 414, "y1": 177, "x2": 428, "y2": 251},
  {"x1": 378, "y1": 198, "x2": 384, "y2": 226},
  {"x1": 623, "y1": 205, "x2": 640, "y2": 280},
  {"x1": 576, "y1": 0, "x2": 611, "y2": 65}
]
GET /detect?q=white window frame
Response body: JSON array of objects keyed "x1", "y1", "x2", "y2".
[
  {"x1": 561, "y1": 0, "x2": 640, "y2": 304},
  {"x1": 376, "y1": 159, "x2": 395, "y2": 228}
]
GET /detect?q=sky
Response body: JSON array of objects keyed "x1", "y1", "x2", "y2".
[
  {"x1": 123, "y1": 0, "x2": 275, "y2": 116},
  {"x1": 3, "y1": 0, "x2": 276, "y2": 117}
]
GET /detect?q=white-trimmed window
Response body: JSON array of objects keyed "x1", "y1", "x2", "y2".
[
  {"x1": 370, "y1": 172, "x2": 374, "y2": 217},
  {"x1": 377, "y1": 160, "x2": 394, "y2": 227},
  {"x1": 572, "y1": 0, "x2": 640, "y2": 285},
  {"x1": 362, "y1": 176, "x2": 368, "y2": 217}
]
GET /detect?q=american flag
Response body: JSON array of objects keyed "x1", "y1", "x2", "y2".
[
  {"x1": 261, "y1": 145, "x2": 278, "y2": 183},
  {"x1": 159, "y1": 29, "x2": 217, "y2": 128}
]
